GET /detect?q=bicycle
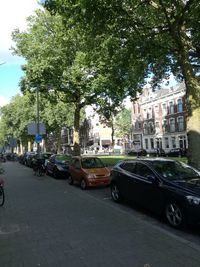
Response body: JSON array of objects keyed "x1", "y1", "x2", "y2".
[
  {"x1": 0, "y1": 179, "x2": 5, "y2": 206},
  {"x1": 33, "y1": 159, "x2": 46, "y2": 177}
]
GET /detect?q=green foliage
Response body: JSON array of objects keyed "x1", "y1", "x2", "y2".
[
  {"x1": 0, "y1": 94, "x2": 35, "y2": 146},
  {"x1": 114, "y1": 108, "x2": 132, "y2": 139},
  {"x1": 0, "y1": 92, "x2": 76, "y2": 149},
  {"x1": 43, "y1": 0, "x2": 200, "y2": 166}
]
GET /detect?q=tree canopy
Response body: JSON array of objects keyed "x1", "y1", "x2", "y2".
[
  {"x1": 43, "y1": 0, "x2": 200, "y2": 168},
  {"x1": 12, "y1": 7, "x2": 139, "y2": 155}
]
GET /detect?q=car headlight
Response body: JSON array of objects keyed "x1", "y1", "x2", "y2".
[
  {"x1": 86, "y1": 173, "x2": 96, "y2": 179},
  {"x1": 186, "y1": 196, "x2": 200, "y2": 205}
]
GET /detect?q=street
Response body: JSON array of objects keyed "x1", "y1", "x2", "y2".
[{"x1": 1, "y1": 161, "x2": 200, "y2": 267}]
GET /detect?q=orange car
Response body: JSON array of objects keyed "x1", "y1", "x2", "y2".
[{"x1": 68, "y1": 156, "x2": 111, "y2": 189}]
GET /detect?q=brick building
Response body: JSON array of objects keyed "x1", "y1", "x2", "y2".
[{"x1": 131, "y1": 82, "x2": 187, "y2": 153}]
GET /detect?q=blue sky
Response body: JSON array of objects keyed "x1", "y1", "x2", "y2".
[
  {"x1": 0, "y1": 62, "x2": 24, "y2": 103},
  {"x1": 0, "y1": 0, "x2": 40, "y2": 106}
]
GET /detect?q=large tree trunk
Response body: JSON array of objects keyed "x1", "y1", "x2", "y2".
[
  {"x1": 187, "y1": 108, "x2": 200, "y2": 169},
  {"x1": 73, "y1": 104, "x2": 81, "y2": 156},
  {"x1": 56, "y1": 129, "x2": 62, "y2": 154},
  {"x1": 111, "y1": 121, "x2": 115, "y2": 147},
  {"x1": 178, "y1": 31, "x2": 200, "y2": 169}
]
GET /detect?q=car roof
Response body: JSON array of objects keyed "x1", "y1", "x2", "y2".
[{"x1": 121, "y1": 158, "x2": 176, "y2": 164}]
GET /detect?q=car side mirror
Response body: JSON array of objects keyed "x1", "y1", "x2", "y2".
[{"x1": 146, "y1": 174, "x2": 157, "y2": 183}]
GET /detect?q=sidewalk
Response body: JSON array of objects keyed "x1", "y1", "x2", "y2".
[{"x1": 1, "y1": 161, "x2": 200, "y2": 267}]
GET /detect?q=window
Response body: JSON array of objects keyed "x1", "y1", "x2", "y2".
[
  {"x1": 177, "y1": 117, "x2": 184, "y2": 131},
  {"x1": 169, "y1": 101, "x2": 174, "y2": 114},
  {"x1": 145, "y1": 139, "x2": 149, "y2": 149},
  {"x1": 74, "y1": 159, "x2": 81, "y2": 169},
  {"x1": 162, "y1": 120, "x2": 168, "y2": 133},
  {"x1": 165, "y1": 137, "x2": 169, "y2": 149},
  {"x1": 171, "y1": 136, "x2": 176, "y2": 148},
  {"x1": 162, "y1": 103, "x2": 167, "y2": 115},
  {"x1": 150, "y1": 138, "x2": 154, "y2": 149},
  {"x1": 143, "y1": 123, "x2": 148, "y2": 134},
  {"x1": 136, "y1": 163, "x2": 154, "y2": 178},
  {"x1": 155, "y1": 121, "x2": 160, "y2": 134},
  {"x1": 177, "y1": 99, "x2": 183, "y2": 113},
  {"x1": 169, "y1": 118, "x2": 175, "y2": 132},
  {"x1": 121, "y1": 162, "x2": 136, "y2": 173},
  {"x1": 149, "y1": 122, "x2": 154, "y2": 134}
]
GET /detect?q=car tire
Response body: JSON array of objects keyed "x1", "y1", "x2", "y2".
[
  {"x1": 80, "y1": 179, "x2": 87, "y2": 190},
  {"x1": 68, "y1": 175, "x2": 74, "y2": 185},
  {"x1": 111, "y1": 183, "x2": 122, "y2": 203},
  {"x1": 165, "y1": 201, "x2": 185, "y2": 228}
]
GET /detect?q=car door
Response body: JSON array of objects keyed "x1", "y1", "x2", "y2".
[
  {"x1": 117, "y1": 161, "x2": 138, "y2": 202},
  {"x1": 48, "y1": 155, "x2": 56, "y2": 174},
  {"x1": 70, "y1": 159, "x2": 82, "y2": 182},
  {"x1": 134, "y1": 162, "x2": 163, "y2": 213}
]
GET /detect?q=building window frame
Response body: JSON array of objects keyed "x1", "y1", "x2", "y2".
[
  {"x1": 177, "y1": 116, "x2": 184, "y2": 132},
  {"x1": 177, "y1": 98, "x2": 183, "y2": 113},
  {"x1": 169, "y1": 118, "x2": 175, "y2": 132},
  {"x1": 169, "y1": 101, "x2": 174, "y2": 114}
]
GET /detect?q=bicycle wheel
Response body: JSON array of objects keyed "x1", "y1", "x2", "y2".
[{"x1": 0, "y1": 186, "x2": 5, "y2": 206}]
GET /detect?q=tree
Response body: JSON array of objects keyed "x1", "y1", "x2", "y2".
[
  {"x1": 12, "y1": 9, "x2": 115, "y2": 155},
  {"x1": 43, "y1": 0, "x2": 200, "y2": 168},
  {"x1": 0, "y1": 94, "x2": 35, "y2": 151},
  {"x1": 0, "y1": 92, "x2": 76, "y2": 153},
  {"x1": 115, "y1": 108, "x2": 132, "y2": 141}
]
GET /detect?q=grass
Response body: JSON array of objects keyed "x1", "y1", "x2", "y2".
[{"x1": 98, "y1": 155, "x2": 188, "y2": 166}]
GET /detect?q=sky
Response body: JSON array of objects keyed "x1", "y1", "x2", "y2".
[{"x1": 0, "y1": 0, "x2": 40, "y2": 106}]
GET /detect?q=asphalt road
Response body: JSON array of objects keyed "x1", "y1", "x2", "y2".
[{"x1": 1, "y1": 161, "x2": 200, "y2": 267}]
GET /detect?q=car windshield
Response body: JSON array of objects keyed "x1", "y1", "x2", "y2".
[
  {"x1": 151, "y1": 161, "x2": 200, "y2": 181},
  {"x1": 81, "y1": 158, "x2": 105, "y2": 169},
  {"x1": 56, "y1": 155, "x2": 71, "y2": 163}
]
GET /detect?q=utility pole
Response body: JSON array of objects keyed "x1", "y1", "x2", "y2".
[{"x1": 36, "y1": 87, "x2": 40, "y2": 155}]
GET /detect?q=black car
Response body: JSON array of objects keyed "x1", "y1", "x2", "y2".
[
  {"x1": 110, "y1": 158, "x2": 200, "y2": 228},
  {"x1": 127, "y1": 149, "x2": 147, "y2": 157},
  {"x1": 166, "y1": 148, "x2": 186, "y2": 157},
  {"x1": 46, "y1": 154, "x2": 72, "y2": 179},
  {"x1": 148, "y1": 148, "x2": 166, "y2": 157}
]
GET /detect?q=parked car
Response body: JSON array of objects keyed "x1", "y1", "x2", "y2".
[
  {"x1": 110, "y1": 158, "x2": 200, "y2": 228},
  {"x1": 148, "y1": 148, "x2": 166, "y2": 157},
  {"x1": 127, "y1": 149, "x2": 147, "y2": 157},
  {"x1": 46, "y1": 154, "x2": 72, "y2": 178},
  {"x1": 0, "y1": 154, "x2": 6, "y2": 162},
  {"x1": 31, "y1": 152, "x2": 53, "y2": 170},
  {"x1": 25, "y1": 152, "x2": 37, "y2": 167},
  {"x1": 68, "y1": 156, "x2": 111, "y2": 189},
  {"x1": 24, "y1": 152, "x2": 37, "y2": 167},
  {"x1": 166, "y1": 148, "x2": 186, "y2": 157}
]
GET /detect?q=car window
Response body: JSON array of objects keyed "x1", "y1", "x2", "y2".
[
  {"x1": 56, "y1": 155, "x2": 71, "y2": 162},
  {"x1": 74, "y1": 159, "x2": 81, "y2": 169},
  {"x1": 135, "y1": 163, "x2": 154, "y2": 178},
  {"x1": 151, "y1": 161, "x2": 200, "y2": 180},
  {"x1": 81, "y1": 158, "x2": 105, "y2": 169},
  {"x1": 121, "y1": 162, "x2": 136, "y2": 173},
  {"x1": 50, "y1": 156, "x2": 55, "y2": 163}
]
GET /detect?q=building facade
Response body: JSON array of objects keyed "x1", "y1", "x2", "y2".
[{"x1": 131, "y1": 82, "x2": 187, "y2": 153}]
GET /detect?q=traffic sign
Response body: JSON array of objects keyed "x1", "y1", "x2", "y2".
[{"x1": 35, "y1": 134, "x2": 43, "y2": 143}]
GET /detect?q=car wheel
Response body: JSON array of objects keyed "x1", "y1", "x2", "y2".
[
  {"x1": 68, "y1": 175, "x2": 74, "y2": 185},
  {"x1": 165, "y1": 201, "x2": 185, "y2": 228},
  {"x1": 80, "y1": 179, "x2": 87, "y2": 190},
  {"x1": 111, "y1": 183, "x2": 122, "y2": 203}
]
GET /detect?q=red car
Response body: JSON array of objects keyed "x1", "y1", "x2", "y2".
[{"x1": 68, "y1": 156, "x2": 111, "y2": 189}]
